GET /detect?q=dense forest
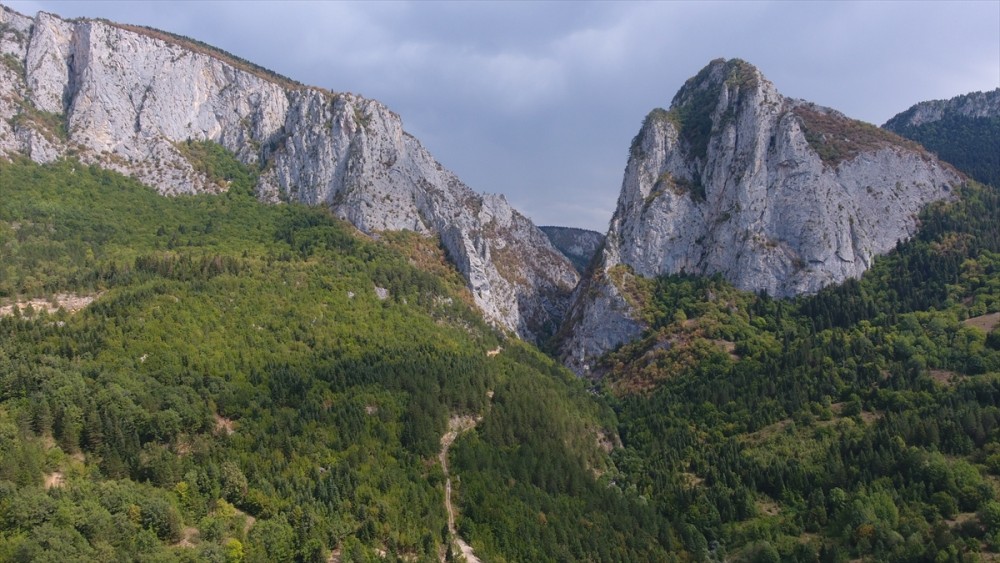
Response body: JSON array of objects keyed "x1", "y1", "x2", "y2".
[
  {"x1": 0, "y1": 153, "x2": 659, "y2": 561},
  {"x1": 578, "y1": 179, "x2": 1000, "y2": 561},
  {"x1": 2, "y1": 135, "x2": 1000, "y2": 561},
  {"x1": 886, "y1": 113, "x2": 1000, "y2": 188}
]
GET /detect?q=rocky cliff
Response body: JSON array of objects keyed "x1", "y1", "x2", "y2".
[
  {"x1": 0, "y1": 6, "x2": 578, "y2": 341},
  {"x1": 539, "y1": 226, "x2": 605, "y2": 274},
  {"x1": 560, "y1": 58, "x2": 963, "y2": 374},
  {"x1": 884, "y1": 89, "x2": 1000, "y2": 187}
]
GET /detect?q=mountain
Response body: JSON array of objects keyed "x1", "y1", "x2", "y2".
[
  {"x1": 6, "y1": 154, "x2": 1000, "y2": 563},
  {"x1": 588, "y1": 178, "x2": 1000, "y2": 561},
  {"x1": 0, "y1": 156, "x2": 674, "y2": 561},
  {"x1": 560, "y1": 58, "x2": 963, "y2": 373},
  {"x1": 4, "y1": 11, "x2": 1000, "y2": 560},
  {"x1": 0, "y1": 6, "x2": 577, "y2": 342},
  {"x1": 538, "y1": 226, "x2": 604, "y2": 273},
  {"x1": 884, "y1": 89, "x2": 1000, "y2": 187}
]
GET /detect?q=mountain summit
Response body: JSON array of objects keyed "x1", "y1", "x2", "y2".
[
  {"x1": 560, "y1": 58, "x2": 963, "y2": 373},
  {"x1": 0, "y1": 6, "x2": 577, "y2": 340}
]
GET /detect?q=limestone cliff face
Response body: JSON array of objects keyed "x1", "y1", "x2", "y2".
[
  {"x1": 0, "y1": 6, "x2": 578, "y2": 340},
  {"x1": 560, "y1": 59, "x2": 962, "y2": 374},
  {"x1": 539, "y1": 226, "x2": 605, "y2": 274}
]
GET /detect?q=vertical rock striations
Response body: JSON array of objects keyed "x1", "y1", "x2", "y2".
[
  {"x1": 560, "y1": 58, "x2": 962, "y2": 374},
  {"x1": 539, "y1": 226, "x2": 605, "y2": 274},
  {"x1": 0, "y1": 6, "x2": 578, "y2": 341}
]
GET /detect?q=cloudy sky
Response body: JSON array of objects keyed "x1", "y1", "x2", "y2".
[{"x1": 7, "y1": 1, "x2": 1000, "y2": 232}]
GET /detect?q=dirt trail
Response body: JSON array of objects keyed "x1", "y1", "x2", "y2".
[{"x1": 439, "y1": 416, "x2": 482, "y2": 563}]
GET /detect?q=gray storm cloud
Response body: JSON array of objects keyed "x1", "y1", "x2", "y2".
[{"x1": 7, "y1": 0, "x2": 999, "y2": 231}]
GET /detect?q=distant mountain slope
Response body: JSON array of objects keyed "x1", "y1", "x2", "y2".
[
  {"x1": 884, "y1": 89, "x2": 1000, "y2": 187},
  {"x1": 559, "y1": 58, "x2": 963, "y2": 373},
  {"x1": 0, "y1": 5, "x2": 577, "y2": 342},
  {"x1": 539, "y1": 226, "x2": 605, "y2": 273}
]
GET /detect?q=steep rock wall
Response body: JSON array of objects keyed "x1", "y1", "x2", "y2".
[
  {"x1": 560, "y1": 59, "x2": 962, "y2": 374},
  {"x1": 0, "y1": 6, "x2": 578, "y2": 340}
]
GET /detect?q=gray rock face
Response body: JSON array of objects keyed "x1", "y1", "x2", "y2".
[
  {"x1": 539, "y1": 226, "x2": 605, "y2": 273},
  {"x1": 560, "y1": 58, "x2": 963, "y2": 374},
  {"x1": 884, "y1": 89, "x2": 1000, "y2": 129},
  {"x1": 0, "y1": 6, "x2": 578, "y2": 340}
]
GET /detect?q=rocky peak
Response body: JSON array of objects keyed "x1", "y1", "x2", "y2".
[
  {"x1": 0, "y1": 6, "x2": 578, "y2": 341},
  {"x1": 663, "y1": 58, "x2": 776, "y2": 162},
  {"x1": 559, "y1": 58, "x2": 963, "y2": 374}
]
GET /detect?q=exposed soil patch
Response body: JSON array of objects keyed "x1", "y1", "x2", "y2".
[
  {"x1": 213, "y1": 414, "x2": 236, "y2": 435},
  {"x1": 858, "y1": 410, "x2": 882, "y2": 425},
  {"x1": 745, "y1": 418, "x2": 792, "y2": 443},
  {"x1": 710, "y1": 339, "x2": 740, "y2": 360},
  {"x1": 929, "y1": 369, "x2": 962, "y2": 386},
  {"x1": 233, "y1": 507, "x2": 256, "y2": 534},
  {"x1": 43, "y1": 471, "x2": 65, "y2": 490},
  {"x1": 681, "y1": 472, "x2": 704, "y2": 488},
  {"x1": 596, "y1": 430, "x2": 617, "y2": 454},
  {"x1": 963, "y1": 312, "x2": 1000, "y2": 332},
  {"x1": 174, "y1": 526, "x2": 199, "y2": 548},
  {"x1": 0, "y1": 292, "x2": 102, "y2": 317},
  {"x1": 757, "y1": 497, "x2": 781, "y2": 516},
  {"x1": 945, "y1": 512, "x2": 977, "y2": 529}
]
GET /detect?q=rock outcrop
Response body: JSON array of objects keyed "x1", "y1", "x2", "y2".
[
  {"x1": 560, "y1": 58, "x2": 963, "y2": 374},
  {"x1": 539, "y1": 226, "x2": 605, "y2": 274},
  {"x1": 0, "y1": 6, "x2": 578, "y2": 340}
]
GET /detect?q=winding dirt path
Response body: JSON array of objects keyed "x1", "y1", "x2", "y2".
[{"x1": 440, "y1": 416, "x2": 482, "y2": 563}]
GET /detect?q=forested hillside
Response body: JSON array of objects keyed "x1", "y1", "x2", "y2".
[
  {"x1": 587, "y1": 180, "x2": 1000, "y2": 561},
  {"x1": 0, "y1": 153, "x2": 658, "y2": 561},
  {"x1": 3, "y1": 147, "x2": 1000, "y2": 561},
  {"x1": 886, "y1": 114, "x2": 1000, "y2": 188}
]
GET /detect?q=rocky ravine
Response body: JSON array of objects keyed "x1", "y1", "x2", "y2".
[
  {"x1": 539, "y1": 226, "x2": 605, "y2": 274},
  {"x1": 560, "y1": 58, "x2": 963, "y2": 374},
  {"x1": 0, "y1": 6, "x2": 578, "y2": 341}
]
